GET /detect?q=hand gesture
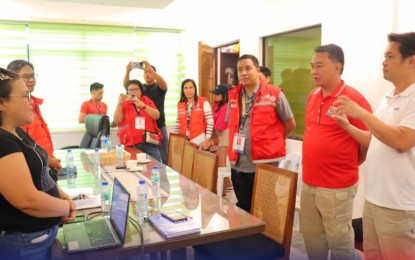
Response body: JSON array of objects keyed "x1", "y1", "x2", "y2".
[
  {"x1": 333, "y1": 95, "x2": 366, "y2": 120},
  {"x1": 49, "y1": 157, "x2": 62, "y2": 170},
  {"x1": 118, "y1": 93, "x2": 129, "y2": 105},
  {"x1": 60, "y1": 199, "x2": 76, "y2": 224}
]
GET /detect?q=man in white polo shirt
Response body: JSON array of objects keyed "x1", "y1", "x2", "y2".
[{"x1": 333, "y1": 32, "x2": 415, "y2": 260}]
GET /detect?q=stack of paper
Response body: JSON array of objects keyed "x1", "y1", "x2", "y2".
[
  {"x1": 148, "y1": 214, "x2": 201, "y2": 239},
  {"x1": 63, "y1": 187, "x2": 101, "y2": 210}
]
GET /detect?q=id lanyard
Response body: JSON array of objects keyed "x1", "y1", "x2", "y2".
[
  {"x1": 238, "y1": 92, "x2": 256, "y2": 133},
  {"x1": 133, "y1": 103, "x2": 145, "y2": 130},
  {"x1": 186, "y1": 101, "x2": 194, "y2": 137}
]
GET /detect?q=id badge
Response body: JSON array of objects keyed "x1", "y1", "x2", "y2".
[
  {"x1": 186, "y1": 130, "x2": 190, "y2": 138},
  {"x1": 135, "y1": 116, "x2": 145, "y2": 129},
  {"x1": 232, "y1": 133, "x2": 246, "y2": 154}
]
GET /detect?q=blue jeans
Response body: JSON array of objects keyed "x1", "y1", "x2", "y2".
[
  {"x1": 0, "y1": 225, "x2": 58, "y2": 260},
  {"x1": 134, "y1": 143, "x2": 161, "y2": 162},
  {"x1": 159, "y1": 126, "x2": 169, "y2": 165}
]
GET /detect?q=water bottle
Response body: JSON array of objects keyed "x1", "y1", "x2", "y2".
[
  {"x1": 136, "y1": 179, "x2": 148, "y2": 224},
  {"x1": 66, "y1": 149, "x2": 76, "y2": 188},
  {"x1": 116, "y1": 144, "x2": 125, "y2": 167},
  {"x1": 101, "y1": 181, "x2": 110, "y2": 217},
  {"x1": 106, "y1": 135, "x2": 112, "y2": 152},
  {"x1": 100, "y1": 136, "x2": 107, "y2": 152},
  {"x1": 93, "y1": 148, "x2": 101, "y2": 195},
  {"x1": 151, "y1": 165, "x2": 160, "y2": 199}
]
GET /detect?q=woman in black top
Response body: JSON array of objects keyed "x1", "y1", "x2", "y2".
[{"x1": 0, "y1": 68, "x2": 76, "y2": 260}]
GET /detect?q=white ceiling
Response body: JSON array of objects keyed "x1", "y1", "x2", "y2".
[
  {"x1": 43, "y1": 0, "x2": 175, "y2": 9},
  {"x1": 2, "y1": 0, "x2": 275, "y2": 34}
]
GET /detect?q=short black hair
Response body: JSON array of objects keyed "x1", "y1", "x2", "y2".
[
  {"x1": 0, "y1": 68, "x2": 19, "y2": 125},
  {"x1": 90, "y1": 82, "x2": 104, "y2": 93},
  {"x1": 126, "y1": 79, "x2": 144, "y2": 93},
  {"x1": 388, "y1": 32, "x2": 415, "y2": 59},
  {"x1": 238, "y1": 54, "x2": 260, "y2": 68},
  {"x1": 259, "y1": 66, "x2": 271, "y2": 77},
  {"x1": 314, "y1": 44, "x2": 345, "y2": 74}
]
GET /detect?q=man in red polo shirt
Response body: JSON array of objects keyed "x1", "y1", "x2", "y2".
[
  {"x1": 78, "y1": 82, "x2": 107, "y2": 123},
  {"x1": 301, "y1": 44, "x2": 372, "y2": 260}
]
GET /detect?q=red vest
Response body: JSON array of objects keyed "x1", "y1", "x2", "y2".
[
  {"x1": 177, "y1": 96, "x2": 207, "y2": 140},
  {"x1": 117, "y1": 96, "x2": 160, "y2": 146},
  {"x1": 228, "y1": 81, "x2": 286, "y2": 164},
  {"x1": 21, "y1": 96, "x2": 54, "y2": 157}
]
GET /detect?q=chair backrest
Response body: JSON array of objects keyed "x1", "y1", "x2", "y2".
[
  {"x1": 79, "y1": 114, "x2": 110, "y2": 149},
  {"x1": 252, "y1": 164, "x2": 298, "y2": 259},
  {"x1": 181, "y1": 141, "x2": 199, "y2": 179},
  {"x1": 167, "y1": 133, "x2": 186, "y2": 172},
  {"x1": 192, "y1": 149, "x2": 218, "y2": 193},
  {"x1": 279, "y1": 152, "x2": 302, "y2": 172}
]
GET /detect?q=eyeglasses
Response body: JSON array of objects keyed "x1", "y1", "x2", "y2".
[
  {"x1": 128, "y1": 88, "x2": 140, "y2": 93},
  {"x1": 8, "y1": 92, "x2": 32, "y2": 102},
  {"x1": 19, "y1": 74, "x2": 37, "y2": 81}
]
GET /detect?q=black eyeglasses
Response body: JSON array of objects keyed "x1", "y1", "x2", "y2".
[{"x1": 8, "y1": 92, "x2": 32, "y2": 102}]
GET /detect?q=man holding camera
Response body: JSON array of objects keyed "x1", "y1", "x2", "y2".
[{"x1": 124, "y1": 61, "x2": 168, "y2": 164}]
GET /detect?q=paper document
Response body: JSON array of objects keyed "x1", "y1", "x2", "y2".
[{"x1": 62, "y1": 187, "x2": 101, "y2": 210}]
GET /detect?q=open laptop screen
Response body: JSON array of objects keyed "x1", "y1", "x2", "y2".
[{"x1": 110, "y1": 178, "x2": 130, "y2": 242}]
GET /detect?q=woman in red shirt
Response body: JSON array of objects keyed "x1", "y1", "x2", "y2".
[{"x1": 114, "y1": 79, "x2": 161, "y2": 161}]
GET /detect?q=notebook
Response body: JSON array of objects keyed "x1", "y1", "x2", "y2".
[
  {"x1": 63, "y1": 177, "x2": 130, "y2": 254},
  {"x1": 148, "y1": 213, "x2": 200, "y2": 239}
]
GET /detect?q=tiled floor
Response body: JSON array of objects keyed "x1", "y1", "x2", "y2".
[{"x1": 223, "y1": 189, "x2": 364, "y2": 260}]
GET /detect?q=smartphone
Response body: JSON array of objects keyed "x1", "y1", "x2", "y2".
[
  {"x1": 131, "y1": 61, "x2": 144, "y2": 69},
  {"x1": 161, "y1": 209, "x2": 188, "y2": 223}
]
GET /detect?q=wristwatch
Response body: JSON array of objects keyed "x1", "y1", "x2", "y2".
[{"x1": 141, "y1": 105, "x2": 147, "y2": 109}]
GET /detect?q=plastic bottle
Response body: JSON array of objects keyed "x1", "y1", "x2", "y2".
[
  {"x1": 101, "y1": 181, "x2": 110, "y2": 217},
  {"x1": 106, "y1": 135, "x2": 112, "y2": 152},
  {"x1": 116, "y1": 144, "x2": 124, "y2": 167},
  {"x1": 100, "y1": 136, "x2": 107, "y2": 152},
  {"x1": 151, "y1": 165, "x2": 160, "y2": 199},
  {"x1": 136, "y1": 179, "x2": 148, "y2": 224},
  {"x1": 93, "y1": 148, "x2": 101, "y2": 195},
  {"x1": 66, "y1": 149, "x2": 76, "y2": 188}
]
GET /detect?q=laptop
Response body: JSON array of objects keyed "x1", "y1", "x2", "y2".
[{"x1": 63, "y1": 177, "x2": 130, "y2": 254}]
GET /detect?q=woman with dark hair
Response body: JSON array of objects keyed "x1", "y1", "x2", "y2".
[
  {"x1": 175, "y1": 79, "x2": 213, "y2": 148},
  {"x1": 0, "y1": 68, "x2": 75, "y2": 259},
  {"x1": 114, "y1": 79, "x2": 162, "y2": 161}
]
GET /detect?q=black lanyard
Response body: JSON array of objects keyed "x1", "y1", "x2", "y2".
[
  {"x1": 238, "y1": 92, "x2": 256, "y2": 132},
  {"x1": 133, "y1": 103, "x2": 141, "y2": 116}
]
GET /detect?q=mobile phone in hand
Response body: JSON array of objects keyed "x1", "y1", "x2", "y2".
[{"x1": 131, "y1": 61, "x2": 144, "y2": 69}]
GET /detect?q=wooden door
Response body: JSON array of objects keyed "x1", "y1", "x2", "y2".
[{"x1": 198, "y1": 42, "x2": 216, "y2": 105}]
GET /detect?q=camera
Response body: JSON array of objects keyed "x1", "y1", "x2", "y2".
[{"x1": 131, "y1": 61, "x2": 144, "y2": 69}]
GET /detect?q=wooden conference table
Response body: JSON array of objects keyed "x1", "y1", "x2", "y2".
[{"x1": 51, "y1": 148, "x2": 265, "y2": 260}]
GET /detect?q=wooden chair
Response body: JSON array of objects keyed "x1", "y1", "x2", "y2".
[
  {"x1": 181, "y1": 141, "x2": 199, "y2": 179},
  {"x1": 167, "y1": 133, "x2": 186, "y2": 172},
  {"x1": 191, "y1": 149, "x2": 218, "y2": 193},
  {"x1": 194, "y1": 164, "x2": 298, "y2": 260}
]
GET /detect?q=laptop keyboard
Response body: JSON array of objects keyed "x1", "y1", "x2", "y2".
[{"x1": 85, "y1": 220, "x2": 116, "y2": 247}]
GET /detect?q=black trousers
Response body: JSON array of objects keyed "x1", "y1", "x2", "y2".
[{"x1": 231, "y1": 169, "x2": 255, "y2": 213}]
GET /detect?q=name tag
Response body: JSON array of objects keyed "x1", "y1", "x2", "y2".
[{"x1": 135, "y1": 116, "x2": 145, "y2": 129}]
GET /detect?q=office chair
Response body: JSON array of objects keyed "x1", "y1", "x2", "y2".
[{"x1": 61, "y1": 114, "x2": 110, "y2": 150}]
